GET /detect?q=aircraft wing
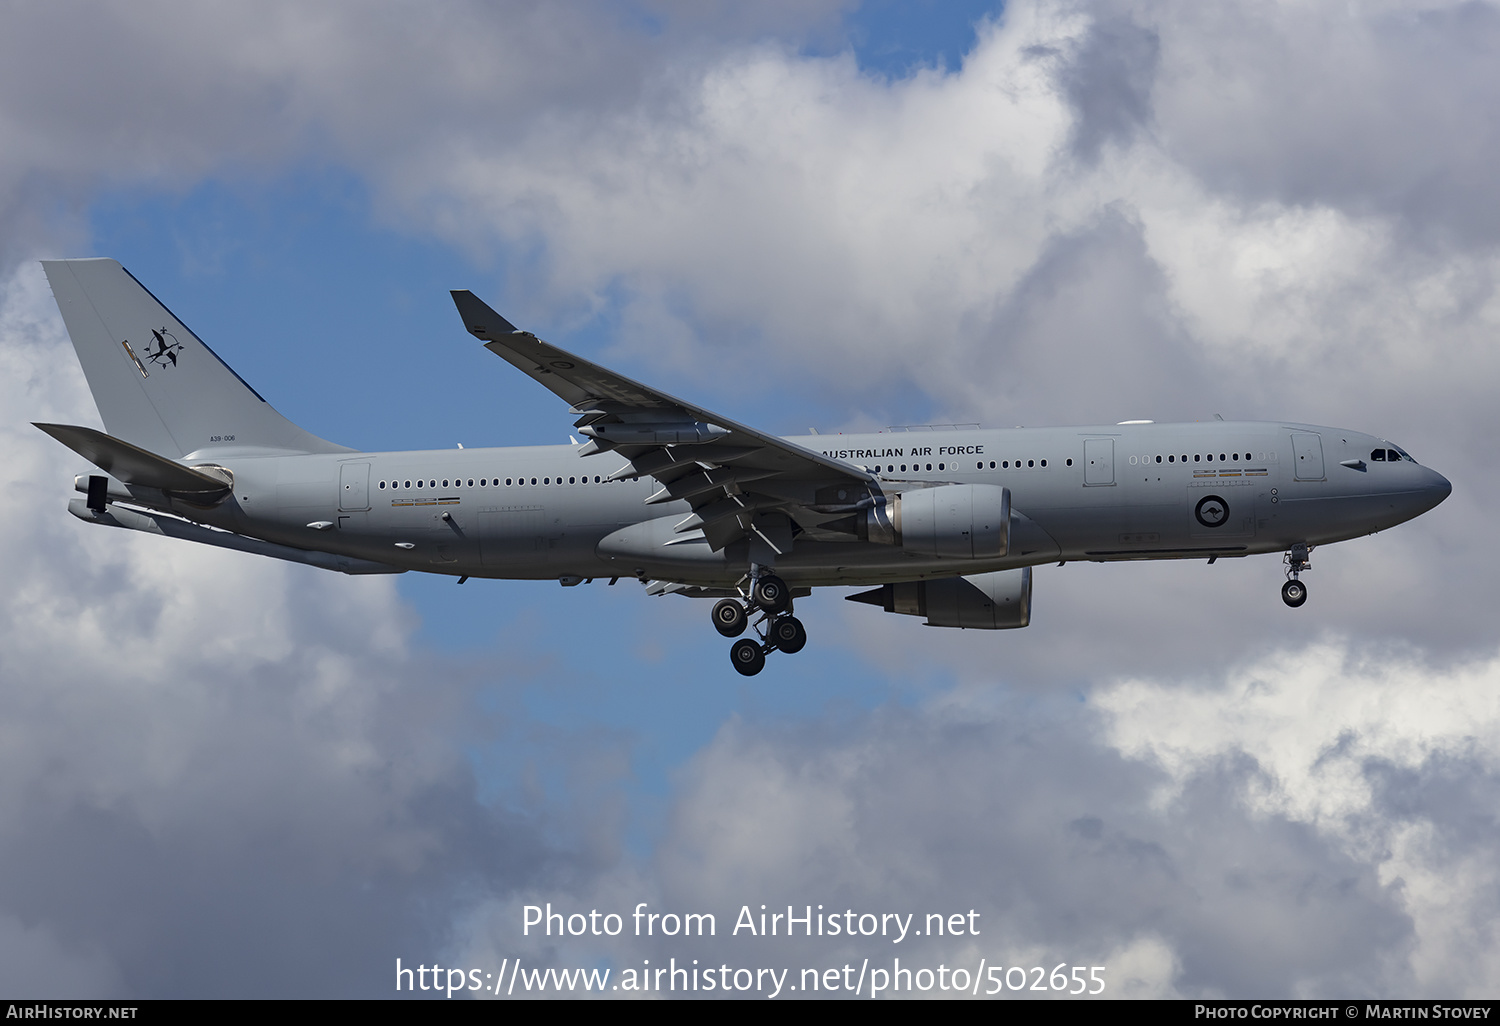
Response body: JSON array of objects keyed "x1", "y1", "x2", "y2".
[{"x1": 451, "y1": 291, "x2": 877, "y2": 554}]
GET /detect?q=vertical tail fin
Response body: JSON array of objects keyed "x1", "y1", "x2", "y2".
[{"x1": 42, "y1": 259, "x2": 350, "y2": 458}]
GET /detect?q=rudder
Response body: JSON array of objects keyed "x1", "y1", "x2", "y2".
[{"x1": 42, "y1": 259, "x2": 350, "y2": 458}]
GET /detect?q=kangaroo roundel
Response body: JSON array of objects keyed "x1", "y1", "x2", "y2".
[{"x1": 1195, "y1": 494, "x2": 1230, "y2": 529}]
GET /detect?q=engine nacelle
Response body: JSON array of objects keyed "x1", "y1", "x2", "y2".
[
  {"x1": 865, "y1": 484, "x2": 1010, "y2": 559},
  {"x1": 847, "y1": 567, "x2": 1031, "y2": 629}
]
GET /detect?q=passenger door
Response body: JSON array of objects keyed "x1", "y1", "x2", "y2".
[
  {"x1": 1291, "y1": 433, "x2": 1325, "y2": 481},
  {"x1": 1083, "y1": 438, "x2": 1115, "y2": 486},
  {"x1": 339, "y1": 462, "x2": 371, "y2": 511}
]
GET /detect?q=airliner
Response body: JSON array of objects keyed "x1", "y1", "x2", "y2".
[{"x1": 36, "y1": 259, "x2": 1451, "y2": 675}]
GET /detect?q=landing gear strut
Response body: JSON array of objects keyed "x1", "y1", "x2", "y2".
[
  {"x1": 1282, "y1": 543, "x2": 1312, "y2": 608},
  {"x1": 718, "y1": 569, "x2": 805, "y2": 675}
]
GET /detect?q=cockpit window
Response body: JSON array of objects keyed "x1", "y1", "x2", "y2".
[
  {"x1": 1371, "y1": 449, "x2": 1386, "y2": 461},
  {"x1": 1376, "y1": 443, "x2": 1417, "y2": 464}
]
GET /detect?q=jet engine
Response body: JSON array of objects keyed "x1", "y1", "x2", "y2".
[
  {"x1": 846, "y1": 567, "x2": 1031, "y2": 629},
  {"x1": 863, "y1": 484, "x2": 1010, "y2": 559}
]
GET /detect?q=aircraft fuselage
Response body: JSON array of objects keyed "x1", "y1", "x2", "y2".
[{"x1": 154, "y1": 420, "x2": 1449, "y2": 587}]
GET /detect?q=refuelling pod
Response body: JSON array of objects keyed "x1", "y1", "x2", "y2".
[
  {"x1": 846, "y1": 567, "x2": 1031, "y2": 629},
  {"x1": 862, "y1": 484, "x2": 1010, "y2": 559}
]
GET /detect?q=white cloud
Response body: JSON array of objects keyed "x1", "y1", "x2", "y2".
[
  {"x1": 451, "y1": 640, "x2": 1497, "y2": 997},
  {"x1": 0, "y1": 0, "x2": 1496, "y2": 998},
  {"x1": 1101, "y1": 643, "x2": 1500, "y2": 996}
]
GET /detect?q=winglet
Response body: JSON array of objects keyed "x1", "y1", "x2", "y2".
[{"x1": 450, "y1": 291, "x2": 521, "y2": 340}]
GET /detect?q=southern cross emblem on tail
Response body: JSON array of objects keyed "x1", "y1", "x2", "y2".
[{"x1": 145, "y1": 327, "x2": 183, "y2": 369}]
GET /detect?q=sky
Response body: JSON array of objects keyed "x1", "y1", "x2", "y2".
[{"x1": 1, "y1": 0, "x2": 1499, "y2": 1000}]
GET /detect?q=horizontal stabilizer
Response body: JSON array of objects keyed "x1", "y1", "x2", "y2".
[{"x1": 35, "y1": 423, "x2": 230, "y2": 495}]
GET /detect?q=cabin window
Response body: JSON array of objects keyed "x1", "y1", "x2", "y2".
[
  {"x1": 1066, "y1": 458, "x2": 1073, "y2": 466},
  {"x1": 1027, "y1": 459, "x2": 1035, "y2": 468},
  {"x1": 1040, "y1": 459, "x2": 1048, "y2": 467}
]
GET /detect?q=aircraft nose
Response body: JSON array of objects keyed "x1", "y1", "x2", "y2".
[{"x1": 1421, "y1": 467, "x2": 1452, "y2": 511}]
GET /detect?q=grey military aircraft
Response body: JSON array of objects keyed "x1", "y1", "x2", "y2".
[{"x1": 37, "y1": 259, "x2": 1452, "y2": 675}]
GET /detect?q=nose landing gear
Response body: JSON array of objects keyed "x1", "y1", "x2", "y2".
[
  {"x1": 1282, "y1": 543, "x2": 1312, "y2": 608},
  {"x1": 717, "y1": 570, "x2": 805, "y2": 675}
]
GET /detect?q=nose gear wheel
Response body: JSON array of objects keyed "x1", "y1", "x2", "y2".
[{"x1": 1282, "y1": 543, "x2": 1313, "y2": 608}]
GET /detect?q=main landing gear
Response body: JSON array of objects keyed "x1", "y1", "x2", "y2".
[
  {"x1": 1282, "y1": 543, "x2": 1312, "y2": 608},
  {"x1": 714, "y1": 572, "x2": 805, "y2": 676}
]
